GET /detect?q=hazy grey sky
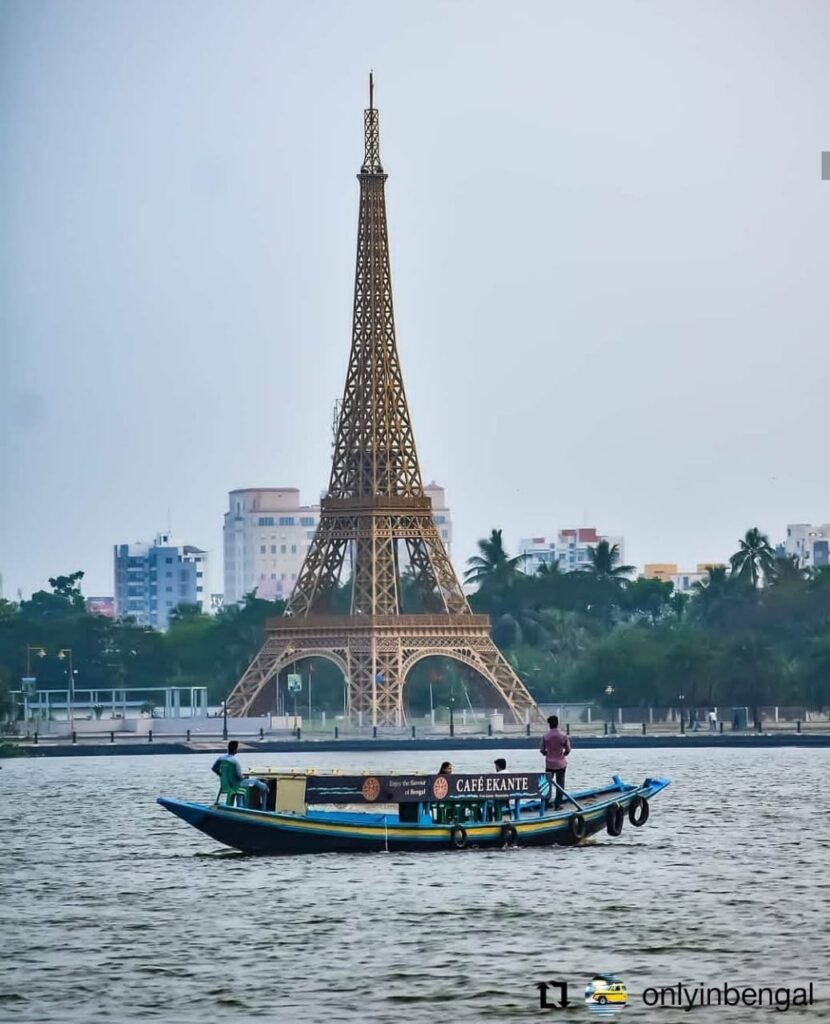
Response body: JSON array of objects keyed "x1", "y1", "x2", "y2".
[{"x1": 2, "y1": 0, "x2": 829, "y2": 600}]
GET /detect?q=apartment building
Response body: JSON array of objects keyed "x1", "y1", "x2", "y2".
[
  {"x1": 223, "y1": 482, "x2": 453, "y2": 606},
  {"x1": 518, "y1": 527, "x2": 625, "y2": 575},
  {"x1": 113, "y1": 532, "x2": 208, "y2": 629}
]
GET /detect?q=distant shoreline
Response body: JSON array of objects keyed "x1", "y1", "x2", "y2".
[{"x1": 5, "y1": 732, "x2": 830, "y2": 758}]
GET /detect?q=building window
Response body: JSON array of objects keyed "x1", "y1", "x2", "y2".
[
  {"x1": 166, "y1": 587, "x2": 172, "y2": 593},
  {"x1": 435, "y1": 516, "x2": 446, "y2": 524},
  {"x1": 258, "y1": 516, "x2": 275, "y2": 526},
  {"x1": 196, "y1": 586, "x2": 203, "y2": 593},
  {"x1": 166, "y1": 557, "x2": 173, "y2": 564},
  {"x1": 291, "y1": 545, "x2": 297, "y2": 554},
  {"x1": 281, "y1": 545, "x2": 287, "y2": 554},
  {"x1": 271, "y1": 545, "x2": 277, "y2": 554},
  {"x1": 260, "y1": 545, "x2": 266, "y2": 554},
  {"x1": 279, "y1": 516, "x2": 294, "y2": 526},
  {"x1": 300, "y1": 517, "x2": 315, "y2": 527},
  {"x1": 196, "y1": 571, "x2": 203, "y2": 578}
]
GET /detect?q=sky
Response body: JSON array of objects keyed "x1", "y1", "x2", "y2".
[{"x1": 2, "y1": 0, "x2": 829, "y2": 601}]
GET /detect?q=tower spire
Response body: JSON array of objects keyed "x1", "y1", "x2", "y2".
[{"x1": 362, "y1": 71, "x2": 383, "y2": 174}]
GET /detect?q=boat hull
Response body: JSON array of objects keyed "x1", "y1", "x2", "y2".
[{"x1": 157, "y1": 777, "x2": 669, "y2": 855}]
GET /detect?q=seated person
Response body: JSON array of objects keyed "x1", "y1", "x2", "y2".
[{"x1": 211, "y1": 740, "x2": 269, "y2": 808}]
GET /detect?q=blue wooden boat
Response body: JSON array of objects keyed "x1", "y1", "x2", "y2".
[{"x1": 157, "y1": 768, "x2": 670, "y2": 855}]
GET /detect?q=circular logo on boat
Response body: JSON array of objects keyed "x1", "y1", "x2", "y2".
[
  {"x1": 361, "y1": 776, "x2": 381, "y2": 802},
  {"x1": 432, "y1": 775, "x2": 449, "y2": 800}
]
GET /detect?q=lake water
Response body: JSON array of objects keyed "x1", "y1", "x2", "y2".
[{"x1": 1, "y1": 747, "x2": 828, "y2": 1023}]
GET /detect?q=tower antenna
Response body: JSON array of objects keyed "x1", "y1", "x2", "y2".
[{"x1": 362, "y1": 71, "x2": 382, "y2": 173}]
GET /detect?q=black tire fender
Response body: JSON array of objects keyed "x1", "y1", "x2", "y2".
[
  {"x1": 628, "y1": 795, "x2": 650, "y2": 827},
  {"x1": 568, "y1": 812, "x2": 587, "y2": 841},
  {"x1": 450, "y1": 826, "x2": 468, "y2": 849},
  {"x1": 605, "y1": 802, "x2": 624, "y2": 837},
  {"x1": 500, "y1": 824, "x2": 518, "y2": 846}
]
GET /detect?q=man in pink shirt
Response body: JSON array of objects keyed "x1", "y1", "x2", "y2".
[{"x1": 540, "y1": 714, "x2": 571, "y2": 810}]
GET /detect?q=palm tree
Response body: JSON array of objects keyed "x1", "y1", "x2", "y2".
[
  {"x1": 692, "y1": 564, "x2": 729, "y2": 598},
  {"x1": 768, "y1": 555, "x2": 810, "y2": 588},
  {"x1": 729, "y1": 528, "x2": 776, "y2": 588},
  {"x1": 536, "y1": 559, "x2": 563, "y2": 577},
  {"x1": 585, "y1": 540, "x2": 634, "y2": 582},
  {"x1": 464, "y1": 529, "x2": 525, "y2": 590}
]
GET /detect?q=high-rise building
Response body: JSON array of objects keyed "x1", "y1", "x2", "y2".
[
  {"x1": 113, "y1": 532, "x2": 208, "y2": 629},
  {"x1": 518, "y1": 527, "x2": 625, "y2": 575},
  {"x1": 223, "y1": 484, "x2": 453, "y2": 607},
  {"x1": 783, "y1": 523, "x2": 830, "y2": 569},
  {"x1": 223, "y1": 489, "x2": 319, "y2": 606}
]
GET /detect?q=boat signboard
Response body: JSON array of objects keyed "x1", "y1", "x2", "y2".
[
  {"x1": 306, "y1": 774, "x2": 431, "y2": 804},
  {"x1": 433, "y1": 773, "x2": 544, "y2": 801},
  {"x1": 304, "y1": 772, "x2": 544, "y2": 804}
]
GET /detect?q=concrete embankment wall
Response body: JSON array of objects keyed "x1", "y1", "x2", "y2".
[{"x1": 7, "y1": 732, "x2": 830, "y2": 758}]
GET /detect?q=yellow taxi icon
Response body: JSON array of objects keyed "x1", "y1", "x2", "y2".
[{"x1": 589, "y1": 980, "x2": 628, "y2": 1005}]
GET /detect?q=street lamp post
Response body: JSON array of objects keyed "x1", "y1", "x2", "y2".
[
  {"x1": 605, "y1": 685, "x2": 615, "y2": 734},
  {"x1": 58, "y1": 649, "x2": 74, "y2": 725},
  {"x1": 26, "y1": 646, "x2": 47, "y2": 676},
  {"x1": 678, "y1": 694, "x2": 686, "y2": 735},
  {"x1": 449, "y1": 692, "x2": 456, "y2": 738},
  {"x1": 23, "y1": 647, "x2": 46, "y2": 731},
  {"x1": 222, "y1": 699, "x2": 228, "y2": 741}
]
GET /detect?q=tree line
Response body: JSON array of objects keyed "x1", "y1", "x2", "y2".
[
  {"x1": 465, "y1": 527, "x2": 830, "y2": 719},
  {"x1": 0, "y1": 572, "x2": 287, "y2": 721},
  {"x1": 1, "y1": 526, "x2": 828, "y2": 723}
]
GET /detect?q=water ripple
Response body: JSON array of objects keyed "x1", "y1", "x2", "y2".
[{"x1": 1, "y1": 747, "x2": 828, "y2": 1023}]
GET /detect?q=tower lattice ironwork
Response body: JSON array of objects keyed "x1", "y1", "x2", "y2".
[{"x1": 225, "y1": 77, "x2": 542, "y2": 726}]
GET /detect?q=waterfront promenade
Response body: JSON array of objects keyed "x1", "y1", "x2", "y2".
[{"x1": 6, "y1": 722, "x2": 830, "y2": 757}]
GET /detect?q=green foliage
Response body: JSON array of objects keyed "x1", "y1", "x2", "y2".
[
  {"x1": 461, "y1": 528, "x2": 830, "y2": 713},
  {"x1": 0, "y1": 665, "x2": 11, "y2": 720},
  {"x1": 0, "y1": 574, "x2": 286, "y2": 717},
  {"x1": 729, "y1": 528, "x2": 776, "y2": 588},
  {"x1": 3, "y1": 526, "x2": 830, "y2": 719},
  {"x1": 464, "y1": 529, "x2": 525, "y2": 591}
]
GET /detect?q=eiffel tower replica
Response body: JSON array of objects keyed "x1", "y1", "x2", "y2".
[{"x1": 225, "y1": 77, "x2": 541, "y2": 727}]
